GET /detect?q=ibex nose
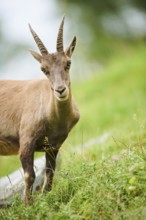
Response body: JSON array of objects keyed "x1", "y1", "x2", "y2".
[{"x1": 55, "y1": 86, "x2": 66, "y2": 95}]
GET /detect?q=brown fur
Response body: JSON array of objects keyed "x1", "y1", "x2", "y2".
[{"x1": 0, "y1": 18, "x2": 80, "y2": 204}]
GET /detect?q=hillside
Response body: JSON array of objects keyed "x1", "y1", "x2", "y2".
[{"x1": 0, "y1": 44, "x2": 146, "y2": 219}]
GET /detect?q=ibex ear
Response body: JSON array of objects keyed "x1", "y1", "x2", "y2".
[
  {"x1": 65, "y1": 36, "x2": 76, "y2": 58},
  {"x1": 29, "y1": 49, "x2": 42, "y2": 63}
]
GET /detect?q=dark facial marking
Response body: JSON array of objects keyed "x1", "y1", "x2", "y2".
[
  {"x1": 41, "y1": 66, "x2": 50, "y2": 75},
  {"x1": 65, "y1": 60, "x2": 71, "y2": 71}
]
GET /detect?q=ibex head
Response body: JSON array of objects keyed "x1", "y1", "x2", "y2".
[{"x1": 29, "y1": 16, "x2": 76, "y2": 102}]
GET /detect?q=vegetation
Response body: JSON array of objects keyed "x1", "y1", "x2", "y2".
[
  {"x1": 0, "y1": 43, "x2": 146, "y2": 219},
  {"x1": 57, "y1": 0, "x2": 146, "y2": 63}
]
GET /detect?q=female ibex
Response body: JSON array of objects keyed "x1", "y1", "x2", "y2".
[{"x1": 0, "y1": 17, "x2": 80, "y2": 204}]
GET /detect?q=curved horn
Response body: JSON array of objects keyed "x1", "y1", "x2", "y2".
[
  {"x1": 29, "y1": 24, "x2": 48, "y2": 56},
  {"x1": 56, "y1": 16, "x2": 65, "y2": 52}
]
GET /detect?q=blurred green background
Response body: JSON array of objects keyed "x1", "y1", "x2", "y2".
[
  {"x1": 0, "y1": 1, "x2": 146, "y2": 219},
  {"x1": 0, "y1": 0, "x2": 146, "y2": 176}
]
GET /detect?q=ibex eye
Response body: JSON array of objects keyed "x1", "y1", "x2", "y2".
[
  {"x1": 65, "y1": 60, "x2": 71, "y2": 71},
  {"x1": 67, "y1": 60, "x2": 71, "y2": 67},
  {"x1": 41, "y1": 67, "x2": 50, "y2": 75}
]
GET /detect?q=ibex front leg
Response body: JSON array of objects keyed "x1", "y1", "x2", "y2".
[
  {"x1": 42, "y1": 149, "x2": 59, "y2": 192},
  {"x1": 19, "y1": 141, "x2": 35, "y2": 204}
]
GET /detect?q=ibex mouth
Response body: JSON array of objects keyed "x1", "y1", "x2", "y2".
[
  {"x1": 54, "y1": 86, "x2": 69, "y2": 101},
  {"x1": 55, "y1": 92, "x2": 69, "y2": 102},
  {"x1": 55, "y1": 93, "x2": 69, "y2": 102}
]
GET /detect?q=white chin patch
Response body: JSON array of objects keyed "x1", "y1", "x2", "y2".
[{"x1": 55, "y1": 93, "x2": 69, "y2": 102}]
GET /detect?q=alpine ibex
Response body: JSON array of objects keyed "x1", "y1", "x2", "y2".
[{"x1": 0, "y1": 17, "x2": 80, "y2": 204}]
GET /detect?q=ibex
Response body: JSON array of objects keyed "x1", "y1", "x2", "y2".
[{"x1": 0, "y1": 17, "x2": 80, "y2": 204}]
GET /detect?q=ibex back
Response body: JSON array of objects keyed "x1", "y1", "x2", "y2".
[{"x1": 0, "y1": 17, "x2": 80, "y2": 204}]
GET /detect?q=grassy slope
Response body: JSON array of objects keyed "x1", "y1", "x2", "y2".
[{"x1": 0, "y1": 44, "x2": 146, "y2": 219}]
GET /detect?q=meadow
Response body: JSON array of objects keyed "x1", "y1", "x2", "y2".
[{"x1": 0, "y1": 43, "x2": 146, "y2": 219}]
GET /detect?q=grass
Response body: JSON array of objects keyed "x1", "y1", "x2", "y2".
[
  {"x1": 1, "y1": 147, "x2": 146, "y2": 219},
  {"x1": 0, "y1": 43, "x2": 146, "y2": 219}
]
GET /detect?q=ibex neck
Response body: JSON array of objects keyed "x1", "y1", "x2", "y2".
[
  {"x1": 55, "y1": 94, "x2": 72, "y2": 117},
  {"x1": 51, "y1": 90, "x2": 73, "y2": 119}
]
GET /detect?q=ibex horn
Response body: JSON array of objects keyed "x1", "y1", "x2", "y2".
[
  {"x1": 56, "y1": 16, "x2": 65, "y2": 52},
  {"x1": 29, "y1": 24, "x2": 48, "y2": 56}
]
